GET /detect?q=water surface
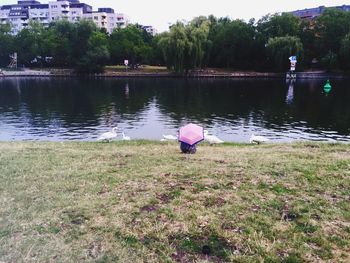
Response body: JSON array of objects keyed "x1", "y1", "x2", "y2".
[{"x1": 0, "y1": 77, "x2": 349, "y2": 142}]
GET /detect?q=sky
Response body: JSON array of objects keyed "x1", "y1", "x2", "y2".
[{"x1": 1, "y1": 0, "x2": 349, "y2": 32}]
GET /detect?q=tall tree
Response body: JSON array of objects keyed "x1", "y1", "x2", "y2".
[
  {"x1": 266, "y1": 36, "x2": 304, "y2": 71},
  {"x1": 158, "y1": 17, "x2": 210, "y2": 74},
  {"x1": 109, "y1": 25, "x2": 152, "y2": 67},
  {"x1": 14, "y1": 21, "x2": 52, "y2": 66},
  {"x1": 76, "y1": 31, "x2": 110, "y2": 73},
  {"x1": 158, "y1": 22, "x2": 190, "y2": 73},
  {"x1": 48, "y1": 20, "x2": 76, "y2": 66},
  {"x1": 0, "y1": 24, "x2": 14, "y2": 67},
  {"x1": 257, "y1": 13, "x2": 301, "y2": 40},
  {"x1": 208, "y1": 18, "x2": 257, "y2": 69},
  {"x1": 314, "y1": 8, "x2": 350, "y2": 66}
]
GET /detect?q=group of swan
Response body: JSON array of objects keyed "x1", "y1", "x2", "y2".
[
  {"x1": 98, "y1": 127, "x2": 269, "y2": 144},
  {"x1": 161, "y1": 130, "x2": 224, "y2": 144},
  {"x1": 97, "y1": 127, "x2": 131, "y2": 142},
  {"x1": 161, "y1": 131, "x2": 269, "y2": 144}
]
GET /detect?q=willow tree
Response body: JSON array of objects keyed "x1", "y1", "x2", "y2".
[
  {"x1": 158, "y1": 17, "x2": 210, "y2": 74},
  {"x1": 266, "y1": 36, "x2": 304, "y2": 71},
  {"x1": 186, "y1": 16, "x2": 210, "y2": 69},
  {"x1": 158, "y1": 22, "x2": 190, "y2": 74}
]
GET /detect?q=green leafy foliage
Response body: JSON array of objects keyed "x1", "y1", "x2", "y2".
[
  {"x1": 3, "y1": 8, "x2": 350, "y2": 73},
  {"x1": 266, "y1": 36, "x2": 304, "y2": 71}
]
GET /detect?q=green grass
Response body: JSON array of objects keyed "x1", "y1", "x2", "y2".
[{"x1": 0, "y1": 141, "x2": 349, "y2": 262}]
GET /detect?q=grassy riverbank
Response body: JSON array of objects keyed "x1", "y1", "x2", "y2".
[{"x1": 0, "y1": 141, "x2": 349, "y2": 262}]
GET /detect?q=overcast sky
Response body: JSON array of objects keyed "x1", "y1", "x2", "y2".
[{"x1": 1, "y1": 0, "x2": 349, "y2": 32}]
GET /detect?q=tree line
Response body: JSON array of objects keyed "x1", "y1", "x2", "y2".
[{"x1": 1, "y1": 8, "x2": 350, "y2": 73}]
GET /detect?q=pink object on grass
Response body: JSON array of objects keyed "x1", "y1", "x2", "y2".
[{"x1": 178, "y1": 123, "x2": 204, "y2": 146}]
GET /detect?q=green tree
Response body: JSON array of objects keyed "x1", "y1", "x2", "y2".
[
  {"x1": 158, "y1": 22, "x2": 190, "y2": 73},
  {"x1": 158, "y1": 17, "x2": 210, "y2": 74},
  {"x1": 48, "y1": 20, "x2": 76, "y2": 66},
  {"x1": 339, "y1": 33, "x2": 350, "y2": 70},
  {"x1": 14, "y1": 21, "x2": 51, "y2": 66},
  {"x1": 71, "y1": 20, "x2": 98, "y2": 62},
  {"x1": 208, "y1": 18, "x2": 257, "y2": 68},
  {"x1": 76, "y1": 31, "x2": 110, "y2": 73},
  {"x1": 315, "y1": 8, "x2": 350, "y2": 56},
  {"x1": 257, "y1": 13, "x2": 301, "y2": 40},
  {"x1": 298, "y1": 19, "x2": 317, "y2": 68},
  {"x1": 0, "y1": 24, "x2": 14, "y2": 67},
  {"x1": 266, "y1": 36, "x2": 304, "y2": 71},
  {"x1": 109, "y1": 25, "x2": 152, "y2": 67}
]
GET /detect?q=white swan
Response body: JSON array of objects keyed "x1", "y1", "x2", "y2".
[
  {"x1": 163, "y1": 134, "x2": 177, "y2": 140},
  {"x1": 204, "y1": 130, "x2": 224, "y2": 144},
  {"x1": 97, "y1": 127, "x2": 118, "y2": 142},
  {"x1": 122, "y1": 132, "x2": 131, "y2": 141},
  {"x1": 249, "y1": 134, "x2": 269, "y2": 144}
]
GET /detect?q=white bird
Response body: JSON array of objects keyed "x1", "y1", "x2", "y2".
[
  {"x1": 204, "y1": 130, "x2": 224, "y2": 144},
  {"x1": 162, "y1": 134, "x2": 177, "y2": 140},
  {"x1": 122, "y1": 132, "x2": 131, "y2": 141},
  {"x1": 249, "y1": 134, "x2": 269, "y2": 144},
  {"x1": 97, "y1": 127, "x2": 118, "y2": 142}
]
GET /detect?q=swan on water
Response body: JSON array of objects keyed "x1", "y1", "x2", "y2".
[
  {"x1": 122, "y1": 132, "x2": 131, "y2": 141},
  {"x1": 249, "y1": 134, "x2": 269, "y2": 144},
  {"x1": 204, "y1": 130, "x2": 224, "y2": 144},
  {"x1": 162, "y1": 134, "x2": 177, "y2": 140},
  {"x1": 97, "y1": 127, "x2": 118, "y2": 142}
]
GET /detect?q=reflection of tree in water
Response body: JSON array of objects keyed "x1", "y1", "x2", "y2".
[
  {"x1": 154, "y1": 78, "x2": 287, "y2": 125},
  {"x1": 0, "y1": 78, "x2": 155, "y2": 128},
  {"x1": 1, "y1": 78, "x2": 350, "y2": 136}
]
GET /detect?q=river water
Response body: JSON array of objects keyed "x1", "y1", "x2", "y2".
[{"x1": 0, "y1": 77, "x2": 349, "y2": 142}]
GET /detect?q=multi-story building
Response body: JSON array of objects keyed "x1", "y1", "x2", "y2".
[
  {"x1": 142, "y1": 25, "x2": 157, "y2": 36},
  {"x1": 83, "y1": 8, "x2": 129, "y2": 34},
  {"x1": 0, "y1": 0, "x2": 129, "y2": 34},
  {"x1": 291, "y1": 5, "x2": 350, "y2": 20}
]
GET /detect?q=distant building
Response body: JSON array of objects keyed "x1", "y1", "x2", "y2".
[
  {"x1": 291, "y1": 5, "x2": 350, "y2": 20},
  {"x1": 83, "y1": 7, "x2": 129, "y2": 34},
  {"x1": 0, "y1": 0, "x2": 129, "y2": 34},
  {"x1": 142, "y1": 25, "x2": 157, "y2": 36}
]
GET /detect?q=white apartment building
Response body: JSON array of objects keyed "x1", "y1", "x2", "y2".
[
  {"x1": 142, "y1": 25, "x2": 157, "y2": 36},
  {"x1": 83, "y1": 8, "x2": 129, "y2": 34},
  {"x1": 0, "y1": 0, "x2": 129, "y2": 34}
]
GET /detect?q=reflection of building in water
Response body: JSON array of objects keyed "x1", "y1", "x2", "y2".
[
  {"x1": 286, "y1": 79, "x2": 295, "y2": 104},
  {"x1": 124, "y1": 82, "x2": 129, "y2": 99}
]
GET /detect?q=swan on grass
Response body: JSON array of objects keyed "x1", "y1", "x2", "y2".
[
  {"x1": 97, "y1": 127, "x2": 118, "y2": 142},
  {"x1": 122, "y1": 132, "x2": 131, "y2": 141},
  {"x1": 249, "y1": 134, "x2": 269, "y2": 144},
  {"x1": 162, "y1": 134, "x2": 177, "y2": 140},
  {"x1": 204, "y1": 130, "x2": 224, "y2": 144}
]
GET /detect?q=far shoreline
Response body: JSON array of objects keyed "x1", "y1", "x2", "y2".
[{"x1": 0, "y1": 67, "x2": 348, "y2": 79}]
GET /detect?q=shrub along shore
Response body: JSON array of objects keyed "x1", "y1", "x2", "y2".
[{"x1": 0, "y1": 141, "x2": 349, "y2": 262}]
